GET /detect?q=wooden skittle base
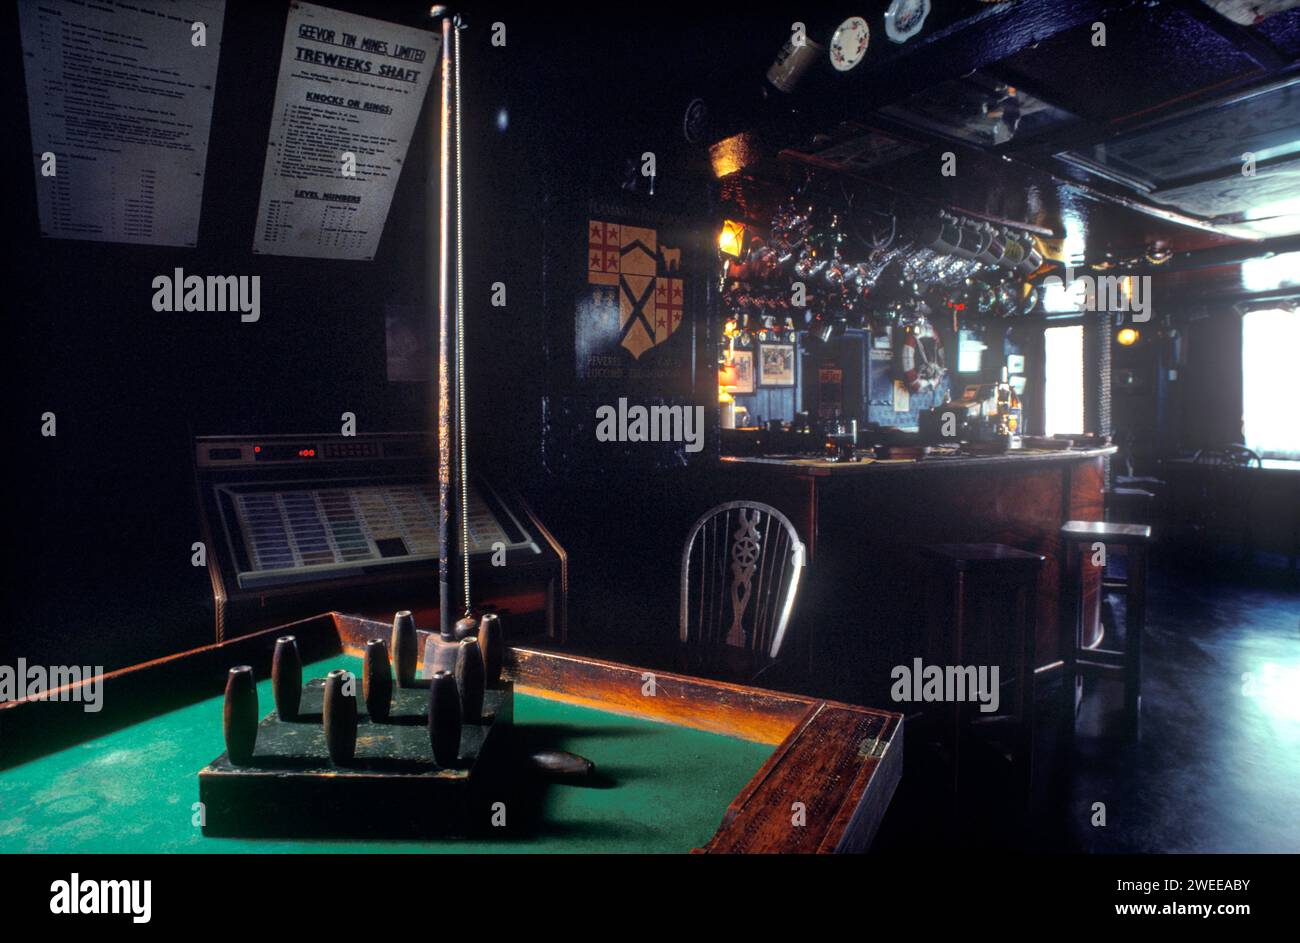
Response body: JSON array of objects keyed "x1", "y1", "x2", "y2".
[{"x1": 198, "y1": 679, "x2": 513, "y2": 838}]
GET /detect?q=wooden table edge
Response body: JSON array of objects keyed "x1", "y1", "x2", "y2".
[{"x1": 3, "y1": 610, "x2": 905, "y2": 853}]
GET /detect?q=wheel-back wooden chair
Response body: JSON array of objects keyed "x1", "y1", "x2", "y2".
[{"x1": 679, "y1": 501, "x2": 806, "y2": 685}]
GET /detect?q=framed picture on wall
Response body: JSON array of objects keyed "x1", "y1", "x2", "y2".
[
  {"x1": 730, "y1": 349, "x2": 755, "y2": 394},
  {"x1": 759, "y1": 342, "x2": 796, "y2": 387}
]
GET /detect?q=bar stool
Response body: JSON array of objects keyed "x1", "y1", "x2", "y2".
[
  {"x1": 1059, "y1": 521, "x2": 1153, "y2": 741},
  {"x1": 1115, "y1": 475, "x2": 1165, "y2": 490},
  {"x1": 920, "y1": 544, "x2": 1045, "y2": 829}
]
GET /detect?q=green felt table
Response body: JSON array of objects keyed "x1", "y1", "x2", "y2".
[
  {"x1": 0, "y1": 656, "x2": 772, "y2": 854},
  {"x1": 0, "y1": 611, "x2": 903, "y2": 853}
]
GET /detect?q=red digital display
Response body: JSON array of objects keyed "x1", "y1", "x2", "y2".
[{"x1": 252, "y1": 444, "x2": 316, "y2": 461}]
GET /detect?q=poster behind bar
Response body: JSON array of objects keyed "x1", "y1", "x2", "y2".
[
  {"x1": 17, "y1": 0, "x2": 226, "y2": 247},
  {"x1": 251, "y1": 1, "x2": 439, "y2": 260}
]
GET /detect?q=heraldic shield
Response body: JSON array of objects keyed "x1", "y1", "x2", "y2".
[{"x1": 588, "y1": 219, "x2": 684, "y2": 360}]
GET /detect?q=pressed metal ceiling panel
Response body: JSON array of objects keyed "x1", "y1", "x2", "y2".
[
  {"x1": 999, "y1": 4, "x2": 1263, "y2": 120},
  {"x1": 1148, "y1": 157, "x2": 1300, "y2": 238},
  {"x1": 1059, "y1": 76, "x2": 1300, "y2": 188},
  {"x1": 879, "y1": 72, "x2": 1077, "y2": 147},
  {"x1": 1056, "y1": 76, "x2": 1300, "y2": 236}
]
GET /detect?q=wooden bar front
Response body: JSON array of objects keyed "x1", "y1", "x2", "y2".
[{"x1": 716, "y1": 448, "x2": 1112, "y2": 705}]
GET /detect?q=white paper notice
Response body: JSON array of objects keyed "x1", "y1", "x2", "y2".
[
  {"x1": 253, "y1": 2, "x2": 440, "y2": 260},
  {"x1": 18, "y1": 0, "x2": 225, "y2": 247}
]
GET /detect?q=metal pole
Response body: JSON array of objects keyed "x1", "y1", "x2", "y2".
[{"x1": 436, "y1": 12, "x2": 454, "y2": 639}]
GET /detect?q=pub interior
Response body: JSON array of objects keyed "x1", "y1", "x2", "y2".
[{"x1": 4, "y1": 0, "x2": 1300, "y2": 871}]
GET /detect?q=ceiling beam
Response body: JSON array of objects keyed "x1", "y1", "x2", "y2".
[
  {"x1": 1171, "y1": 0, "x2": 1293, "y2": 70},
  {"x1": 794, "y1": 0, "x2": 1141, "y2": 126},
  {"x1": 1046, "y1": 231, "x2": 1300, "y2": 276}
]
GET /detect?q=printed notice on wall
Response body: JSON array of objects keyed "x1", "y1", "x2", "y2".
[
  {"x1": 252, "y1": 2, "x2": 439, "y2": 260},
  {"x1": 17, "y1": 0, "x2": 226, "y2": 247}
]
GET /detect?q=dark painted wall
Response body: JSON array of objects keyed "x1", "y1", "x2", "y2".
[
  {"x1": 1110, "y1": 295, "x2": 1249, "y2": 471},
  {"x1": 4, "y1": 1, "x2": 543, "y2": 667}
]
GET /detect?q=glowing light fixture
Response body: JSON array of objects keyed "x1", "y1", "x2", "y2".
[
  {"x1": 718, "y1": 220, "x2": 746, "y2": 259},
  {"x1": 1116, "y1": 327, "x2": 1140, "y2": 346},
  {"x1": 709, "y1": 132, "x2": 760, "y2": 179},
  {"x1": 1145, "y1": 242, "x2": 1173, "y2": 265}
]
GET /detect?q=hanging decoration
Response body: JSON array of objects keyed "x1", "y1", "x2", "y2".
[{"x1": 895, "y1": 319, "x2": 947, "y2": 393}]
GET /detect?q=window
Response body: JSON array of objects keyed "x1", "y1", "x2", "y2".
[
  {"x1": 956, "y1": 330, "x2": 986, "y2": 373},
  {"x1": 1242, "y1": 307, "x2": 1300, "y2": 460},
  {"x1": 1044, "y1": 324, "x2": 1084, "y2": 436}
]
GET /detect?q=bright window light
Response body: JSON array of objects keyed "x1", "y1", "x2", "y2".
[
  {"x1": 1044, "y1": 324, "x2": 1084, "y2": 436},
  {"x1": 1241, "y1": 252, "x2": 1300, "y2": 293},
  {"x1": 957, "y1": 330, "x2": 986, "y2": 373},
  {"x1": 1243, "y1": 307, "x2": 1300, "y2": 459},
  {"x1": 1042, "y1": 276, "x2": 1088, "y2": 314}
]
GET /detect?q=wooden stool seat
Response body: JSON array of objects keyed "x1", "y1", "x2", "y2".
[
  {"x1": 1061, "y1": 520, "x2": 1153, "y2": 545},
  {"x1": 1116, "y1": 476, "x2": 1165, "y2": 489},
  {"x1": 1059, "y1": 520, "x2": 1152, "y2": 740},
  {"x1": 922, "y1": 543, "x2": 1047, "y2": 571}
]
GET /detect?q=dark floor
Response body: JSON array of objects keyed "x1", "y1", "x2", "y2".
[{"x1": 878, "y1": 555, "x2": 1300, "y2": 853}]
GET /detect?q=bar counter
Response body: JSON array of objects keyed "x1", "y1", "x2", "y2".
[
  {"x1": 714, "y1": 447, "x2": 1116, "y2": 706},
  {"x1": 722, "y1": 445, "x2": 1117, "y2": 476}
]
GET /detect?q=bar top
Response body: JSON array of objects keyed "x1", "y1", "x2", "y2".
[{"x1": 719, "y1": 446, "x2": 1117, "y2": 477}]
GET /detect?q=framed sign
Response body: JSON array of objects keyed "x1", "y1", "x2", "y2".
[
  {"x1": 759, "y1": 343, "x2": 796, "y2": 387},
  {"x1": 730, "y1": 350, "x2": 755, "y2": 394},
  {"x1": 818, "y1": 366, "x2": 843, "y2": 418}
]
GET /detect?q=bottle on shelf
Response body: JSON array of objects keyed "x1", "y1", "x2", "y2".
[{"x1": 997, "y1": 366, "x2": 1022, "y2": 444}]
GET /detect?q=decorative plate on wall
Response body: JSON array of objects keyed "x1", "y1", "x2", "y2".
[
  {"x1": 829, "y1": 16, "x2": 871, "y2": 71},
  {"x1": 884, "y1": 0, "x2": 931, "y2": 44}
]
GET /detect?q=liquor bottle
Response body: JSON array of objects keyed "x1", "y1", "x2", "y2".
[{"x1": 998, "y1": 367, "x2": 1023, "y2": 441}]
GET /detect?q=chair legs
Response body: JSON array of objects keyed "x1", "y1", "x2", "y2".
[
  {"x1": 1123, "y1": 547, "x2": 1147, "y2": 740},
  {"x1": 943, "y1": 571, "x2": 966, "y2": 820},
  {"x1": 1013, "y1": 580, "x2": 1037, "y2": 838},
  {"x1": 1059, "y1": 541, "x2": 1080, "y2": 755}
]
